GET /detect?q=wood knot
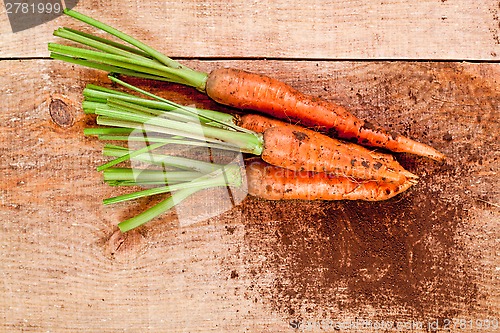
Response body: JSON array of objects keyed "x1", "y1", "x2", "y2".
[
  {"x1": 49, "y1": 98, "x2": 74, "y2": 127},
  {"x1": 104, "y1": 229, "x2": 146, "y2": 262}
]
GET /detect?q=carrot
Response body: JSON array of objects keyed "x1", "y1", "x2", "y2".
[
  {"x1": 246, "y1": 158, "x2": 416, "y2": 201},
  {"x1": 238, "y1": 114, "x2": 418, "y2": 182},
  {"x1": 205, "y1": 68, "x2": 446, "y2": 161},
  {"x1": 49, "y1": 9, "x2": 446, "y2": 161},
  {"x1": 260, "y1": 126, "x2": 405, "y2": 183}
]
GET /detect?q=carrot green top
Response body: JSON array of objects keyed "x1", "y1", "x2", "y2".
[
  {"x1": 82, "y1": 77, "x2": 253, "y2": 232},
  {"x1": 49, "y1": 9, "x2": 208, "y2": 91}
]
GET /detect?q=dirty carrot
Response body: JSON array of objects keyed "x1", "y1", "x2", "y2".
[
  {"x1": 205, "y1": 68, "x2": 446, "y2": 161},
  {"x1": 85, "y1": 77, "x2": 408, "y2": 183},
  {"x1": 245, "y1": 158, "x2": 416, "y2": 201},
  {"x1": 237, "y1": 113, "x2": 418, "y2": 181},
  {"x1": 49, "y1": 9, "x2": 446, "y2": 161},
  {"x1": 261, "y1": 125, "x2": 406, "y2": 183}
]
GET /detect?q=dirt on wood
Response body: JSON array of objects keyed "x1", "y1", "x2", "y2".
[{"x1": 235, "y1": 63, "x2": 499, "y2": 325}]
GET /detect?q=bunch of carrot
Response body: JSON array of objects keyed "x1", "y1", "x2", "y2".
[{"x1": 49, "y1": 10, "x2": 445, "y2": 231}]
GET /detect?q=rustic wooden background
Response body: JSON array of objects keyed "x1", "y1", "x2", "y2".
[{"x1": 1, "y1": 1, "x2": 499, "y2": 332}]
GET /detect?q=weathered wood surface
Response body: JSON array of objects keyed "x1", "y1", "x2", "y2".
[
  {"x1": 1, "y1": 1, "x2": 500, "y2": 330},
  {"x1": 1, "y1": 0, "x2": 500, "y2": 60},
  {"x1": 1, "y1": 59, "x2": 499, "y2": 332}
]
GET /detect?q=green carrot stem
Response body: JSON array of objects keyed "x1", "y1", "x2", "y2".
[
  {"x1": 83, "y1": 80, "x2": 263, "y2": 154},
  {"x1": 95, "y1": 116, "x2": 188, "y2": 140},
  {"x1": 103, "y1": 170, "x2": 234, "y2": 205},
  {"x1": 105, "y1": 182, "x2": 206, "y2": 205},
  {"x1": 95, "y1": 108, "x2": 263, "y2": 154},
  {"x1": 84, "y1": 127, "x2": 135, "y2": 136},
  {"x1": 85, "y1": 83, "x2": 135, "y2": 96},
  {"x1": 54, "y1": 27, "x2": 152, "y2": 62},
  {"x1": 63, "y1": 9, "x2": 185, "y2": 70},
  {"x1": 104, "y1": 99, "x2": 238, "y2": 132},
  {"x1": 56, "y1": 27, "x2": 152, "y2": 58},
  {"x1": 83, "y1": 83, "x2": 235, "y2": 124},
  {"x1": 49, "y1": 52, "x2": 169, "y2": 82},
  {"x1": 117, "y1": 187, "x2": 200, "y2": 232},
  {"x1": 102, "y1": 146, "x2": 224, "y2": 173},
  {"x1": 107, "y1": 180, "x2": 180, "y2": 187},
  {"x1": 82, "y1": 81, "x2": 243, "y2": 135},
  {"x1": 82, "y1": 100, "x2": 107, "y2": 114},
  {"x1": 83, "y1": 97, "x2": 107, "y2": 104},
  {"x1": 115, "y1": 163, "x2": 242, "y2": 232},
  {"x1": 106, "y1": 98, "x2": 200, "y2": 123},
  {"x1": 100, "y1": 135, "x2": 242, "y2": 152},
  {"x1": 107, "y1": 76, "x2": 240, "y2": 128},
  {"x1": 97, "y1": 141, "x2": 167, "y2": 171},
  {"x1": 96, "y1": 115, "x2": 235, "y2": 150},
  {"x1": 49, "y1": 43, "x2": 193, "y2": 86},
  {"x1": 52, "y1": 9, "x2": 209, "y2": 91},
  {"x1": 103, "y1": 144, "x2": 127, "y2": 151},
  {"x1": 103, "y1": 168, "x2": 204, "y2": 183}
]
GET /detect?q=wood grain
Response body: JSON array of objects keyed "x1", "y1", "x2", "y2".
[
  {"x1": 1, "y1": 0, "x2": 500, "y2": 60},
  {"x1": 1, "y1": 59, "x2": 499, "y2": 332}
]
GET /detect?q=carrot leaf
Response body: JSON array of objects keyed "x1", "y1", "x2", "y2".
[{"x1": 50, "y1": 9, "x2": 209, "y2": 91}]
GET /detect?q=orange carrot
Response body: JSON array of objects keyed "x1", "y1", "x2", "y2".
[
  {"x1": 239, "y1": 113, "x2": 418, "y2": 180},
  {"x1": 260, "y1": 126, "x2": 408, "y2": 183},
  {"x1": 206, "y1": 68, "x2": 445, "y2": 161},
  {"x1": 238, "y1": 114, "x2": 418, "y2": 179},
  {"x1": 246, "y1": 158, "x2": 416, "y2": 201}
]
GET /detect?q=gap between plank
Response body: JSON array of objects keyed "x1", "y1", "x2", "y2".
[{"x1": 1, "y1": 56, "x2": 500, "y2": 63}]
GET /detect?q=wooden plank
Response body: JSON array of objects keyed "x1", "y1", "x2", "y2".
[
  {"x1": 1, "y1": 0, "x2": 500, "y2": 60},
  {"x1": 1, "y1": 59, "x2": 499, "y2": 332}
]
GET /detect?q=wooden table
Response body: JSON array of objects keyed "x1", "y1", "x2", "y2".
[{"x1": 1, "y1": 1, "x2": 499, "y2": 332}]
